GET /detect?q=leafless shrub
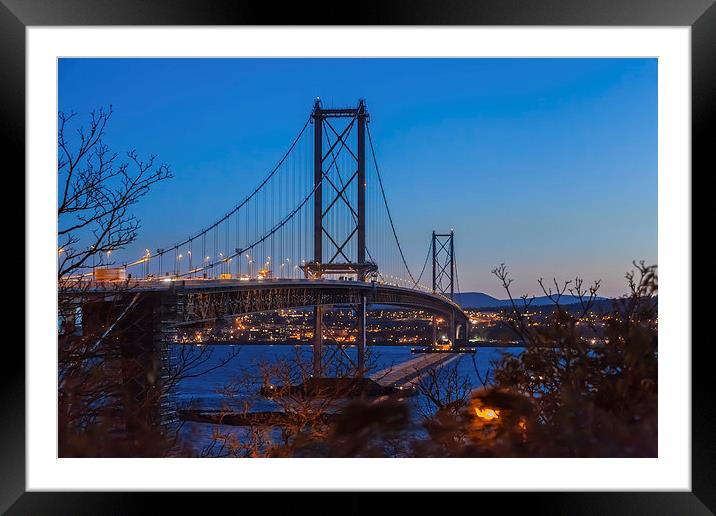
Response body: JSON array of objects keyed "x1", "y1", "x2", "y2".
[
  {"x1": 414, "y1": 358, "x2": 471, "y2": 419},
  {"x1": 485, "y1": 262, "x2": 658, "y2": 457},
  {"x1": 57, "y1": 108, "x2": 241, "y2": 456}
]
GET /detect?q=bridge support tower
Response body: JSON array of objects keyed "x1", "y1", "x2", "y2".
[
  {"x1": 305, "y1": 99, "x2": 373, "y2": 376},
  {"x1": 431, "y1": 230, "x2": 464, "y2": 346}
]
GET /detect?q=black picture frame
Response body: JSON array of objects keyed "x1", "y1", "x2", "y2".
[{"x1": 4, "y1": 0, "x2": 711, "y2": 512}]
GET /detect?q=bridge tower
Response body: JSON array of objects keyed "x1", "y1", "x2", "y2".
[
  {"x1": 304, "y1": 98, "x2": 376, "y2": 281},
  {"x1": 431, "y1": 230, "x2": 459, "y2": 346},
  {"x1": 432, "y1": 230, "x2": 455, "y2": 299},
  {"x1": 305, "y1": 99, "x2": 375, "y2": 377}
]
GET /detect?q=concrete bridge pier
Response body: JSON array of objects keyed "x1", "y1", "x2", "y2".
[
  {"x1": 78, "y1": 292, "x2": 174, "y2": 452},
  {"x1": 432, "y1": 314, "x2": 438, "y2": 346},
  {"x1": 428, "y1": 309, "x2": 467, "y2": 348},
  {"x1": 454, "y1": 310, "x2": 469, "y2": 347},
  {"x1": 313, "y1": 305, "x2": 324, "y2": 377},
  {"x1": 449, "y1": 310, "x2": 456, "y2": 345},
  {"x1": 312, "y1": 297, "x2": 367, "y2": 378},
  {"x1": 116, "y1": 292, "x2": 174, "y2": 442},
  {"x1": 357, "y1": 294, "x2": 367, "y2": 377}
]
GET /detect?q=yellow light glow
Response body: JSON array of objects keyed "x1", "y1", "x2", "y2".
[{"x1": 474, "y1": 406, "x2": 500, "y2": 420}]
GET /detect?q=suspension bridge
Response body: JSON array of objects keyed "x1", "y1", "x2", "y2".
[{"x1": 66, "y1": 99, "x2": 469, "y2": 431}]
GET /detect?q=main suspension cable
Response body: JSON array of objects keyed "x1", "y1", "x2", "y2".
[
  {"x1": 155, "y1": 114, "x2": 311, "y2": 256},
  {"x1": 412, "y1": 240, "x2": 432, "y2": 290},
  {"x1": 366, "y1": 124, "x2": 417, "y2": 285}
]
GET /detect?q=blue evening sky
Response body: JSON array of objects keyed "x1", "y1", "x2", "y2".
[{"x1": 58, "y1": 58, "x2": 656, "y2": 297}]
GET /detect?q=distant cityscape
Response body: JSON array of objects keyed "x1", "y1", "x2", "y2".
[{"x1": 174, "y1": 299, "x2": 642, "y2": 347}]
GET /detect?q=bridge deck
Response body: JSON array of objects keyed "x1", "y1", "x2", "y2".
[
  {"x1": 73, "y1": 277, "x2": 439, "y2": 295},
  {"x1": 68, "y1": 278, "x2": 465, "y2": 319},
  {"x1": 70, "y1": 278, "x2": 469, "y2": 344},
  {"x1": 371, "y1": 353, "x2": 458, "y2": 387}
]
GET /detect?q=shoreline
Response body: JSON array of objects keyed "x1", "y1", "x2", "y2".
[{"x1": 177, "y1": 341, "x2": 523, "y2": 348}]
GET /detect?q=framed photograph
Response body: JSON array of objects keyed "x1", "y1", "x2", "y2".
[{"x1": 7, "y1": 0, "x2": 711, "y2": 511}]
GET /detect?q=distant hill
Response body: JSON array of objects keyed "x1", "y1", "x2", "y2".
[
  {"x1": 451, "y1": 292, "x2": 503, "y2": 308},
  {"x1": 453, "y1": 292, "x2": 608, "y2": 309}
]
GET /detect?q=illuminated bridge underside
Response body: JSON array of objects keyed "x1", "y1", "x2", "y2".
[{"x1": 171, "y1": 280, "x2": 467, "y2": 327}]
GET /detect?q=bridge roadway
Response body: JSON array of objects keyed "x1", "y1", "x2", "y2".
[{"x1": 77, "y1": 277, "x2": 468, "y2": 340}]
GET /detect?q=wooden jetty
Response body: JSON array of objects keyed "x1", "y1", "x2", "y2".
[{"x1": 371, "y1": 352, "x2": 459, "y2": 388}]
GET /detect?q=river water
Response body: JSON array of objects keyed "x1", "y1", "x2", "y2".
[{"x1": 171, "y1": 343, "x2": 522, "y2": 455}]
